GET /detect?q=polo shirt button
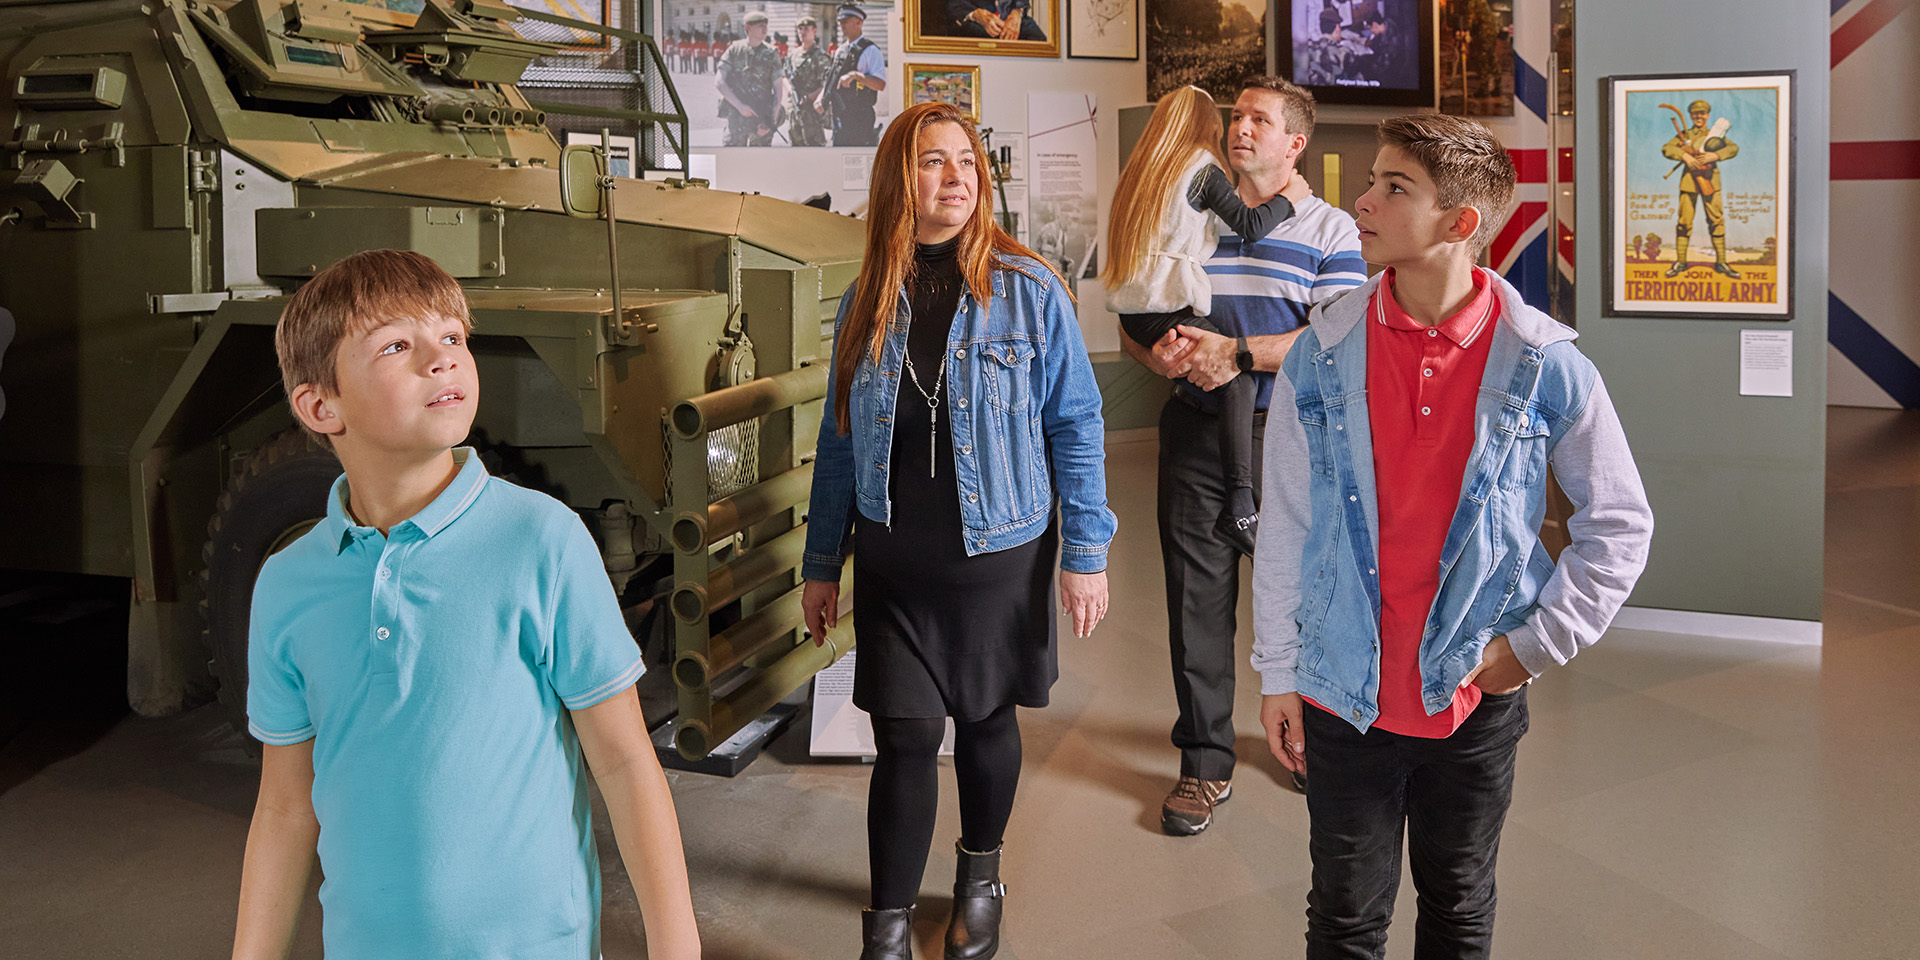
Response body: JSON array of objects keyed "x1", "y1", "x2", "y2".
[
  {"x1": 1428, "y1": 329, "x2": 1439, "y2": 338},
  {"x1": 376, "y1": 626, "x2": 390, "y2": 640},
  {"x1": 1421, "y1": 406, "x2": 1432, "y2": 416},
  {"x1": 378, "y1": 567, "x2": 392, "y2": 580},
  {"x1": 968, "y1": 493, "x2": 979, "y2": 503},
  {"x1": 1423, "y1": 369, "x2": 1434, "y2": 378}
]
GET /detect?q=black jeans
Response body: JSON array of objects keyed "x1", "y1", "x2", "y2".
[
  {"x1": 1157, "y1": 397, "x2": 1265, "y2": 780},
  {"x1": 1302, "y1": 689, "x2": 1530, "y2": 960}
]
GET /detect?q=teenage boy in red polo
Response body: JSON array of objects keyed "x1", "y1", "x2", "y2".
[{"x1": 1251, "y1": 116, "x2": 1655, "y2": 958}]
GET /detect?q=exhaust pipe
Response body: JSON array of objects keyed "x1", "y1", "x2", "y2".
[{"x1": 423, "y1": 101, "x2": 475, "y2": 124}]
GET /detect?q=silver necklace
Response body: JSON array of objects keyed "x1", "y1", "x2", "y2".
[{"x1": 900, "y1": 343, "x2": 946, "y2": 478}]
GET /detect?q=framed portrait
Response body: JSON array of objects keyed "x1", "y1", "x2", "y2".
[
  {"x1": 1277, "y1": 0, "x2": 1435, "y2": 108},
  {"x1": 907, "y1": 63, "x2": 982, "y2": 120},
  {"x1": 1144, "y1": 0, "x2": 1265, "y2": 102},
  {"x1": 1067, "y1": 0, "x2": 1137, "y2": 60},
  {"x1": 1604, "y1": 71, "x2": 1795, "y2": 319},
  {"x1": 905, "y1": 0, "x2": 1061, "y2": 58}
]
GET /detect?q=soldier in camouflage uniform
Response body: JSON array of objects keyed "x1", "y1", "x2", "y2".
[
  {"x1": 787, "y1": 16, "x2": 831, "y2": 147},
  {"x1": 1300, "y1": 7, "x2": 1356, "y2": 86},
  {"x1": 1660, "y1": 98, "x2": 1742, "y2": 277},
  {"x1": 716, "y1": 11, "x2": 788, "y2": 146}
]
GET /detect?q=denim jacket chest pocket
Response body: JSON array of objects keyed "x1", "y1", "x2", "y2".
[
  {"x1": 968, "y1": 336, "x2": 1045, "y2": 522},
  {"x1": 1294, "y1": 396, "x2": 1337, "y2": 478},
  {"x1": 979, "y1": 339, "x2": 1037, "y2": 414},
  {"x1": 1497, "y1": 407, "x2": 1555, "y2": 491}
]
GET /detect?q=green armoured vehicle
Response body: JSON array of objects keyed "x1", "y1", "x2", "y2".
[{"x1": 0, "y1": 0, "x2": 864, "y2": 763}]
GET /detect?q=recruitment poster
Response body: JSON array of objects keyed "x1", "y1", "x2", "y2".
[{"x1": 1607, "y1": 72, "x2": 1794, "y2": 319}]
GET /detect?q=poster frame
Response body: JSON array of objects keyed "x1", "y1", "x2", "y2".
[{"x1": 1602, "y1": 69, "x2": 1796, "y2": 321}]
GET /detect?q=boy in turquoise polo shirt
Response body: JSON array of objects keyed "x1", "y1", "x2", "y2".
[{"x1": 231, "y1": 250, "x2": 701, "y2": 960}]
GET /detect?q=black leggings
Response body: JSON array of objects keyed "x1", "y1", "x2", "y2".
[
  {"x1": 1120, "y1": 309, "x2": 1256, "y2": 490},
  {"x1": 868, "y1": 704, "x2": 1023, "y2": 910}
]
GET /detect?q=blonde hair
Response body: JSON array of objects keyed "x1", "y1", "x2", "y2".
[
  {"x1": 275, "y1": 250, "x2": 472, "y2": 439},
  {"x1": 1103, "y1": 86, "x2": 1225, "y2": 292},
  {"x1": 1376, "y1": 115, "x2": 1516, "y2": 253},
  {"x1": 833, "y1": 101, "x2": 1061, "y2": 435}
]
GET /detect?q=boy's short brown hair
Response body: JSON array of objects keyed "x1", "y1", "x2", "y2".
[
  {"x1": 1239, "y1": 76, "x2": 1316, "y2": 141},
  {"x1": 1376, "y1": 115, "x2": 1516, "y2": 253},
  {"x1": 274, "y1": 249, "x2": 472, "y2": 405}
]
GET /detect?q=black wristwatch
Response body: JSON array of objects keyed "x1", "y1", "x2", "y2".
[{"x1": 1235, "y1": 335, "x2": 1255, "y2": 374}]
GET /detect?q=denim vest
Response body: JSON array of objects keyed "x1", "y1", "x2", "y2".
[
  {"x1": 1278, "y1": 272, "x2": 1599, "y2": 729},
  {"x1": 802, "y1": 256, "x2": 1115, "y2": 581}
]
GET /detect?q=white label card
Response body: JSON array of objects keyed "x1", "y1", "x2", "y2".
[{"x1": 1739, "y1": 330, "x2": 1793, "y2": 397}]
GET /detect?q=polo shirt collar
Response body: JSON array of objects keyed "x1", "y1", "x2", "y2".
[
  {"x1": 324, "y1": 447, "x2": 490, "y2": 553},
  {"x1": 1375, "y1": 267, "x2": 1496, "y2": 348}
]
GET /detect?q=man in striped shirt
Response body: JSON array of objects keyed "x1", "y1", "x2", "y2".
[{"x1": 1121, "y1": 76, "x2": 1367, "y2": 836}]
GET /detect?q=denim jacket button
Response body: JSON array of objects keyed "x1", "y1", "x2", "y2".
[
  {"x1": 955, "y1": 350, "x2": 966, "y2": 359},
  {"x1": 957, "y1": 398, "x2": 967, "y2": 409},
  {"x1": 960, "y1": 445, "x2": 971, "y2": 454},
  {"x1": 1351, "y1": 709, "x2": 1362, "y2": 720},
  {"x1": 976, "y1": 539, "x2": 987, "y2": 548},
  {"x1": 1349, "y1": 495, "x2": 1357, "y2": 502},
  {"x1": 968, "y1": 493, "x2": 979, "y2": 503}
]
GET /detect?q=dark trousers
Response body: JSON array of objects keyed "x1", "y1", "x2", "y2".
[
  {"x1": 1158, "y1": 397, "x2": 1264, "y2": 780},
  {"x1": 1302, "y1": 689, "x2": 1530, "y2": 960}
]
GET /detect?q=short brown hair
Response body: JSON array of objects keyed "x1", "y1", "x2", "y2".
[
  {"x1": 1239, "y1": 76, "x2": 1316, "y2": 141},
  {"x1": 275, "y1": 249, "x2": 471, "y2": 405},
  {"x1": 1376, "y1": 115, "x2": 1517, "y2": 253}
]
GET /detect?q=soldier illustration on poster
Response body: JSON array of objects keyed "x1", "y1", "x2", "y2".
[{"x1": 1607, "y1": 72, "x2": 1795, "y2": 319}]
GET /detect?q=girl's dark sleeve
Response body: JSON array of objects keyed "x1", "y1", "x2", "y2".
[{"x1": 1190, "y1": 164, "x2": 1295, "y2": 242}]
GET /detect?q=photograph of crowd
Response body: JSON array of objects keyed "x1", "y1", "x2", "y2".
[
  {"x1": 1283, "y1": 0, "x2": 1432, "y2": 105},
  {"x1": 661, "y1": 1, "x2": 892, "y2": 147},
  {"x1": 1144, "y1": 0, "x2": 1266, "y2": 102}
]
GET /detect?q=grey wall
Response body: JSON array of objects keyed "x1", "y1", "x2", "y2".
[{"x1": 1575, "y1": 1, "x2": 1828, "y2": 620}]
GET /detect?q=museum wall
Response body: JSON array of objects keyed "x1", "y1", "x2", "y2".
[
  {"x1": 1827, "y1": 1, "x2": 1920, "y2": 410},
  {"x1": 1574, "y1": 0, "x2": 1829, "y2": 622}
]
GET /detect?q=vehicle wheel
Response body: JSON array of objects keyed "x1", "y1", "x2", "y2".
[{"x1": 201, "y1": 431, "x2": 341, "y2": 742}]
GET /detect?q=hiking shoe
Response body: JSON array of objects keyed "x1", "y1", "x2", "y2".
[{"x1": 1161, "y1": 776, "x2": 1232, "y2": 836}]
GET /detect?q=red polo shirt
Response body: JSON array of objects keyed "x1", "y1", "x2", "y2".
[{"x1": 1307, "y1": 267, "x2": 1499, "y2": 738}]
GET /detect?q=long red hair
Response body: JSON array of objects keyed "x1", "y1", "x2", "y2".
[{"x1": 833, "y1": 102, "x2": 1062, "y2": 435}]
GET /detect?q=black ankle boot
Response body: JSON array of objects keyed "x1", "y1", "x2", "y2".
[
  {"x1": 1215, "y1": 486, "x2": 1258, "y2": 557},
  {"x1": 860, "y1": 906, "x2": 914, "y2": 960},
  {"x1": 945, "y1": 842, "x2": 1005, "y2": 960}
]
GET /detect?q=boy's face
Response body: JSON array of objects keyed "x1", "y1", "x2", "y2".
[
  {"x1": 298, "y1": 313, "x2": 478, "y2": 458},
  {"x1": 1353, "y1": 144, "x2": 1477, "y2": 268}
]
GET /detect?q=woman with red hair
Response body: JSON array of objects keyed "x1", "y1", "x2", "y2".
[{"x1": 801, "y1": 102, "x2": 1115, "y2": 960}]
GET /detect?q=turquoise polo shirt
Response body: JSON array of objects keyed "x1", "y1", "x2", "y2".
[{"x1": 247, "y1": 447, "x2": 645, "y2": 959}]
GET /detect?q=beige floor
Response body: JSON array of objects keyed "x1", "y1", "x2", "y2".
[{"x1": 2, "y1": 406, "x2": 1915, "y2": 959}]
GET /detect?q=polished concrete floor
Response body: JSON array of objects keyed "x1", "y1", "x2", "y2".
[{"x1": 3, "y1": 406, "x2": 1916, "y2": 959}]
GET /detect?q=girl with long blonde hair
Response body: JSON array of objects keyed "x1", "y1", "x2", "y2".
[
  {"x1": 801, "y1": 101, "x2": 1116, "y2": 960},
  {"x1": 1103, "y1": 85, "x2": 1306, "y2": 554}
]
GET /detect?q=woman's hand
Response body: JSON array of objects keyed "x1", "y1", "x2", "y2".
[
  {"x1": 1059, "y1": 570, "x2": 1108, "y2": 639},
  {"x1": 802, "y1": 579, "x2": 840, "y2": 647}
]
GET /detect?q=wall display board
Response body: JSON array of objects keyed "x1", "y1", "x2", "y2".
[
  {"x1": 906, "y1": 63, "x2": 983, "y2": 119},
  {"x1": 1604, "y1": 71, "x2": 1795, "y2": 319},
  {"x1": 1144, "y1": 0, "x2": 1266, "y2": 102},
  {"x1": 1436, "y1": 0, "x2": 1513, "y2": 116},
  {"x1": 905, "y1": 0, "x2": 1062, "y2": 57},
  {"x1": 1278, "y1": 0, "x2": 1435, "y2": 107},
  {"x1": 1028, "y1": 93, "x2": 1101, "y2": 293},
  {"x1": 1067, "y1": 0, "x2": 1138, "y2": 60},
  {"x1": 660, "y1": 1, "x2": 893, "y2": 148}
]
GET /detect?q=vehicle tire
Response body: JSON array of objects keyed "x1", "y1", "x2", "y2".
[{"x1": 201, "y1": 431, "x2": 341, "y2": 742}]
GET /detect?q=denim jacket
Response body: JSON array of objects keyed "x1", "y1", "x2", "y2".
[
  {"x1": 801, "y1": 256, "x2": 1116, "y2": 581},
  {"x1": 1251, "y1": 270, "x2": 1653, "y2": 731}
]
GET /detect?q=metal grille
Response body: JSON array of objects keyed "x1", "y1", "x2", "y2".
[
  {"x1": 663, "y1": 419, "x2": 761, "y2": 505},
  {"x1": 508, "y1": 3, "x2": 690, "y2": 174}
]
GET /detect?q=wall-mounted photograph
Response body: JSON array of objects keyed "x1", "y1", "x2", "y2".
[
  {"x1": 1144, "y1": 0, "x2": 1266, "y2": 101},
  {"x1": 907, "y1": 63, "x2": 982, "y2": 120},
  {"x1": 660, "y1": 1, "x2": 893, "y2": 147},
  {"x1": 906, "y1": 0, "x2": 1062, "y2": 58},
  {"x1": 1437, "y1": 0, "x2": 1513, "y2": 116},
  {"x1": 1279, "y1": 0, "x2": 1435, "y2": 107},
  {"x1": 1068, "y1": 0, "x2": 1138, "y2": 60},
  {"x1": 1605, "y1": 71, "x2": 1795, "y2": 319}
]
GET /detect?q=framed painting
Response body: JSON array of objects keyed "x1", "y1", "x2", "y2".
[
  {"x1": 906, "y1": 63, "x2": 982, "y2": 120},
  {"x1": 905, "y1": 0, "x2": 1061, "y2": 58},
  {"x1": 1604, "y1": 71, "x2": 1795, "y2": 319}
]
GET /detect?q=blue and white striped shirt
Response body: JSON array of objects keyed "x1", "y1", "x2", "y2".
[{"x1": 1182, "y1": 194, "x2": 1367, "y2": 412}]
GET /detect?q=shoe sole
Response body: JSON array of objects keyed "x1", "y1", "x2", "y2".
[{"x1": 1160, "y1": 784, "x2": 1231, "y2": 836}]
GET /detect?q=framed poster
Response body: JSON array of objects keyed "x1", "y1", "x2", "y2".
[
  {"x1": 1067, "y1": 0, "x2": 1137, "y2": 60},
  {"x1": 1144, "y1": 0, "x2": 1265, "y2": 101},
  {"x1": 906, "y1": 0, "x2": 1061, "y2": 58},
  {"x1": 1605, "y1": 71, "x2": 1794, "y2": 319},
  {"x1": 1278, "y1": 0, "x2": 1435, "y2": 108},
  {"x1": 907, "y1": 63, "x2": 982, "y2": 120}
]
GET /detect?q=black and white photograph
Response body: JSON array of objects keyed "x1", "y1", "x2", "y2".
[
  {"x1": 1068, "y1": 0, "x2": 1138, "y2": 60},
  {"x1": 660, "y1": 1, "x2": 893, "y2": 147},
  {"x1": 905, "y1": 0, "x2": 1062, "y2": 57},
  {"x1": 1144, "y1": 0, "x2": 1266, "y2": 102},
  {"x1": 1280, "y1": 0, "x2": 1435, "y2": 106}
]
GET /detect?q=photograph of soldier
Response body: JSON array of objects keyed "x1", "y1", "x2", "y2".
[
  {"x1": 1661, "y1": 98, "x2": 1742, "y2": 277},
  {"x1": 1436, "y1": 0, "x2": 1513, "y2": 116},
  {"x1": 929, "y1": 0, "x2": 1051, "y2": 40},
  {"x1": 824, "y1": 4, "x2": 887, "y2": 146},
  {"x1": 1285, "y1": 0, "x2": 1421, "y2": 92},
  {"x1": 1295, "y1": 1, "x2": 1361, "y2": 86},
  {"x1": 717, "y1": 12, "x2": 788, "y2": 145},
  {"x1": 787, "y1": 15, "x2": 832, "y2": 145},
  {"x1": 1145, "y1": 0, "x2": 1267, "y2": 101}
]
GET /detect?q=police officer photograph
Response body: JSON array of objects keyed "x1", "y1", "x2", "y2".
[
  {"x1": 824, "y1": 3, "x2": 888, "y2": 146},
  {"x1": 660, "y1": 2, "x2": 888, "y2": 148}
]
